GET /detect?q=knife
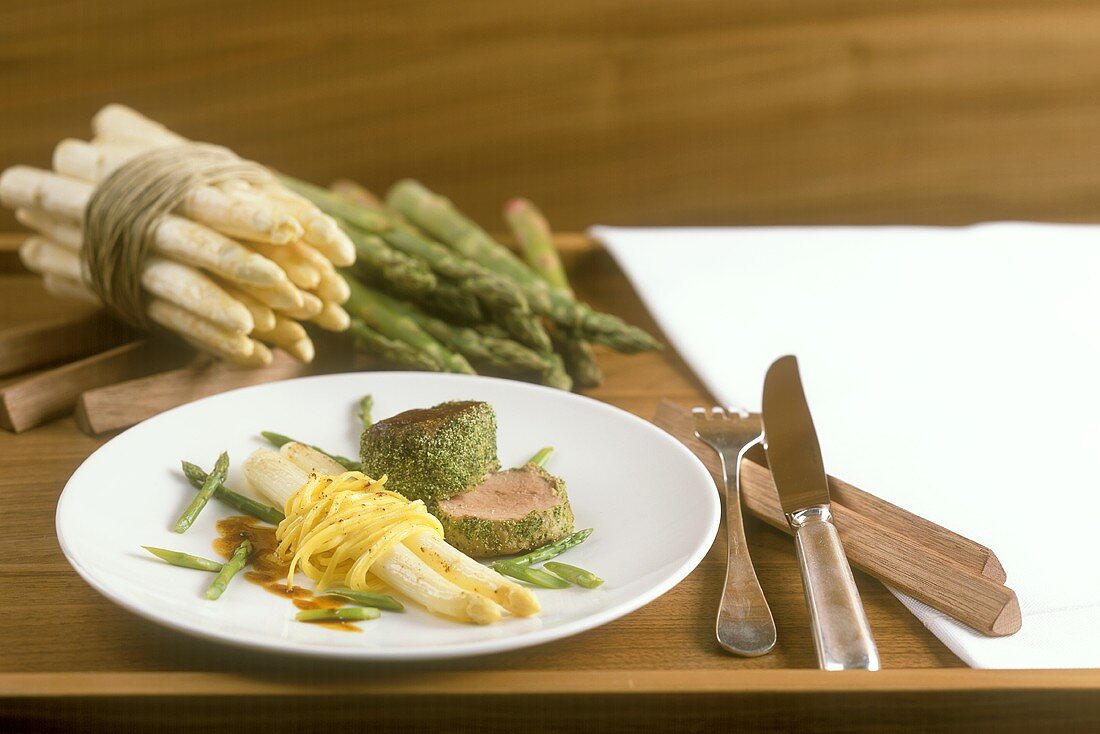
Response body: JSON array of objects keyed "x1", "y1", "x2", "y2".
[{"x1": 762, "y1": 355, "x2": 880, "y2": 671}]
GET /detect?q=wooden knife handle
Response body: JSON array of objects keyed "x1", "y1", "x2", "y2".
[{"x1": 653, "y1": 400, "x2": 1021, "y2": 637}]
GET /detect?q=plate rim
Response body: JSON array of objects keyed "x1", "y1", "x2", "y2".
[{"x1": 56, "y1": 371, "x2": 719, "y2": 661}]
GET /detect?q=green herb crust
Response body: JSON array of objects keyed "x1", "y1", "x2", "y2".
[
  {"x1": 434, "y1": 465, "x2": 575, "y2": 558},
  {"x1": 359, "y1": 400, "x2": 499, "y2": 502}
]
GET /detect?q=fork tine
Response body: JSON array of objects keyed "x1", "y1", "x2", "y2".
[{"x1": 712, "y1": 406, "x2": 726, "y2": 419}]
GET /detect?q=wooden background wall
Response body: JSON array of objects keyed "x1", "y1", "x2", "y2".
[{"x1": 4, "y1": 0, "x2": 1100, "y2": 231}]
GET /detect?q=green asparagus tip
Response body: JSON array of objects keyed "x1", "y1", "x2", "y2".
[
  {"x1": 181, "y1": 460, "x2": 285, "y2": 525},
  {"x1": 296, "y1": 606, "x2": 380, "y2": 623},
  {"x1": 261, "y1": 431, "x2": 293, "y2": 448},
  {"x1": 493, "y1": 560, "x2": 571, "y2": 589},
  {"x1": 205, "y1": 539, "x2": 251, "y2": 601},
  {"x1": 173, "y1": 451, "x2": 229, "y2": 534},
  {"x1": 357, "y1": 395, "x2": 374, "y2": 429},
  {"x1": 526, "y1": 446, "x2": 554, "y2": 468},
  {"x1": 511, "y1": 527, "x2": 594, "y2": 566},
  {"x1": 322, "y1": 587, "x2": 404, "y2": 612},
  {"x1": 544, "y1": 561, "x2": 604, "y2": 589},
  {"x1": 142, "y1": 546, "x2": 223, "y2": 573}
]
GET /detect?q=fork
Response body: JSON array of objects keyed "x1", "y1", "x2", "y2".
[{"x1": 693, "y1": 406, "x2": 777, "y2": 656}]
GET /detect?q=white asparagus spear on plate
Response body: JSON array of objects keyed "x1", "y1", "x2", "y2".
[
  {"x1": 373, "y1": 543, "x2": 502, "y2": 625},
  {"x1": 249, "y1": 448, "x2": 508, "y2": 625},
  {"x1": 279, "y1": 443, "x2": 346, "y2": 475},
  {"x1": 273, "y1": 445, "x2": 529, "y2": 618},
  {"x1": 409, "y1": 532, "x2": 540, "y2": 616},
  {"x1": 242, "y1": 448, "x2": 310, "y2": 507}
]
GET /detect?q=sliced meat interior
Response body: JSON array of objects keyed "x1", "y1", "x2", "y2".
[{"x1": 435, "y1": 465, "x2": 574, "y2": 557}]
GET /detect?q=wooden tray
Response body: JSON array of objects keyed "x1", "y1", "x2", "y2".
[{"x1": 1, "y1": 233, "x2": 1097, "y2": 733}]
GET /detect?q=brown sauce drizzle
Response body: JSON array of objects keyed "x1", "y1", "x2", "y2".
[{"x1": 215, "y1": 515, "x2": 361, "y2": 632}]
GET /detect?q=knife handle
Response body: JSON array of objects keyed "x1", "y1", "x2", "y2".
[{"x1": 790, "y1": 505, "x2": 881, "y2": 671}]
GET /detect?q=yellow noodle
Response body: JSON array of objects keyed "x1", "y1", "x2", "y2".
[{"x1": 275, "y1": 471, "x2": 443, "y2": 592}]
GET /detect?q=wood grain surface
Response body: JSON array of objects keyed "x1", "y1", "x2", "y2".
[
  {"x1": 0, "y1": 311, "x2": 133, "y2": 379},
  {"x1": 6, "y1": 1, "x2": 1100, "y2": 235},
  {"x1": 74, "y1": 350, "x2": 321, "y2": 436},
  {"x1": 0, "y1": 339, "x2": 187, "y2": 433},
  {"x1": 2, "y1": 234, "x2": 1099, "y2": 731}
]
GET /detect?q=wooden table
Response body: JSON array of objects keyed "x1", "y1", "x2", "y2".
[{"x1": 1, "y1": 234, "x2": 1097, "y2": 732}]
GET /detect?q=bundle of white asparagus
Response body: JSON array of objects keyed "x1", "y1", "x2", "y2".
[{"x1": 0, "y1": 105, "x2": 356, "y2": 366}]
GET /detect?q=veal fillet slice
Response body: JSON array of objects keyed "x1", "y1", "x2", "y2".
[{"x1": 434, "y1": 464, "x2": 574, "y2": 557}]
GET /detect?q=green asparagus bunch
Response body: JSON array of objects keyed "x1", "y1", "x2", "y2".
[
  {"x1": 346, "y1": 277, "x2": 571, "y2": 384},
  {"x1": 345, "y1": 276, "x2": 474, "y2": 375},
  {"x1": 347, "y1": 318, "x2": 443, "y2": 372},
  {"x1": 387, "y1": 180, "x2": 661, "y2": 353},
  {"x1": 505, "y1": 198, "x2": 603, "y2": 388},
  {"x1": 280, "y1": 175, "x2": 660, "y2": 389}
]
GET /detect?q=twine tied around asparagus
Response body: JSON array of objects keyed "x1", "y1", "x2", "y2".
[{"x1": 82, "y1": 144, "x2": 274, "y2": 327}]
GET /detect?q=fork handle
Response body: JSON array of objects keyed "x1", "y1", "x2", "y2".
[
  {"x1": 716, "y1": 451, "x2": 777, "y2": 656},
  {"x1": 790, "y1": 505, "x2": 880, "y2": 671}
]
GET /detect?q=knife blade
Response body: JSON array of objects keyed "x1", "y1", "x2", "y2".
[
  {"x1": 762, "y1": 355, "x2": 880, "y2": 671},
  {"x1": 761, "y1": 355, "x2": 830, "y2": 516}
]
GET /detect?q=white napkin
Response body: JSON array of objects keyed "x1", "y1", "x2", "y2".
[{"x1": 591, "y1": 223, "x2": 1100, "y2": 669}]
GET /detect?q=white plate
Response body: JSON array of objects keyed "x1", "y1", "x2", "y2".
[{"x1": 56, "y1": 372, "x2": 718, "y2": 661}]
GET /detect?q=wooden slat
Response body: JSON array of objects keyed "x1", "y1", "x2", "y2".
[
  {"x1": 4, "y1": 668, "x2": 1100, "y2": 698},
  {"x1": 0, "y1": 311, "x2": 133, "y2": 379},
  {"x1": 3, "y1": 670, "x2": 1100, "y2": 734},
  {"x1": 0, "y1": 340, "x2": 186, "y2": 432},
  {"x1": 74, "y1": 350, "x2": 317, "y2": 435}
]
